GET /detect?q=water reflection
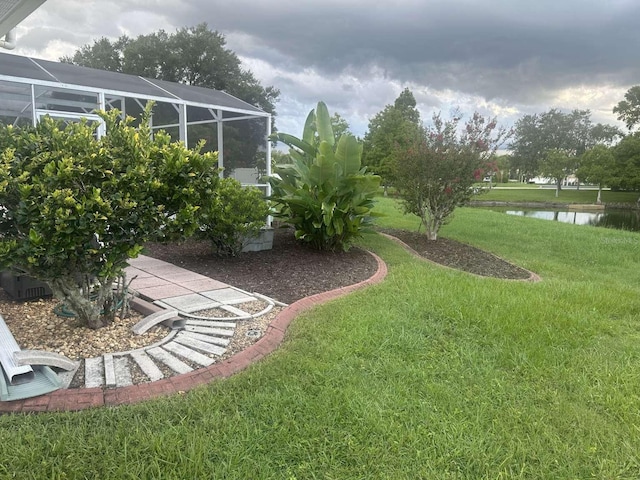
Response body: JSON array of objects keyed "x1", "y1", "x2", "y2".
[
  {"x1": 590, "y1": 210, "x2": 640, "y2": 231},
  {"x1": 497, "y1": 208, "x2": 640, "y2": 232}
]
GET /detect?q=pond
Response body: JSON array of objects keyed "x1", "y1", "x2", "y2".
[{"x1": 484, "y1": 207, "x2": 640, "y2": 232}]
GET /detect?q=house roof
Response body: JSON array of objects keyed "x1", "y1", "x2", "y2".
[
  {"x1": 0, "y1": 0, "x2": 46, "y2": 37},
  {"x1": 0, "y1": 51, "x2": 269, "y2": 117}
]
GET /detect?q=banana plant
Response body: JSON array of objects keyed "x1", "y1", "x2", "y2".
[{"x1": 269, "y1": 102, "x2": 381, "y2": 251}]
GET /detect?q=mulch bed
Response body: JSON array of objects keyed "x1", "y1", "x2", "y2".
[
  {"x1": 143, "y1": 225, "x2": 379, "y2": 305},
  {"x1": 145, "y1": 225, "x2": 534, "y2": 306},
  {"x1": 379, "y1": 228, "x2": 533, "y2": 280}
]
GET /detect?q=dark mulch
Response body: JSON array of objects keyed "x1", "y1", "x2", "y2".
[
  {"x1": 380, "y1": 228, "x2": 532, "y2": 280},
  {"x1": 143, "y1": 226, "x2": 533, "y2": 304},
  {"x1": 143, "y1": 225, "x2": 379, "y2": 304}
]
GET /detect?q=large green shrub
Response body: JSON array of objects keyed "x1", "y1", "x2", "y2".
[
  {"x1": 269, "y1": 102, "x2": 380, "y2": 251},
  {"x1": 0, "y1": 109, "x2": 219, "y2": 329},
  {"x1": 198, "y1": 178, "x2": 269, "y2": 256}
]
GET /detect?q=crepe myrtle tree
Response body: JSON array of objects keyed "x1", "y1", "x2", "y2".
[
  {"x1": 0, "y1": 108, "x2": 219, "y2": 329},
  {"x1": 395, "y1": 112, "x2": 510, "y2": 240}
]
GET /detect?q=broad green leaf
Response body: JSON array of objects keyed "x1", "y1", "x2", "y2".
[
  {"x1": 310, "y1": 157, "x2": 335, "y2": 187},
  {"x1": 321, "y1": 201, "x2": 335, "y2": 226},
  {"x1": 271, "y1": 132, "x2": 316, "y2": 158},
  {"x1": 335, "y1": 135, "x2": 363, "y2": 176},
  {"x1": 315, "y1": 102, "x2": 335, "y2": 147},
  {"x1": 28, "y1": 228, "x2": 43, "y2": 246},
  {"x1": 302, "y1": 110, "x2": 316, "y2": 146}
]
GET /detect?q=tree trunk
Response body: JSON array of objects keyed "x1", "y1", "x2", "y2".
[
  {"x1": 425, "y1": 218, "x2": 439, "y2": 241},
  {"x1": 48, "y1": 276, "x2": 115, "y2": 329},
  {"x1": 555, "y1": 179, "x2": 561, "y2": 198},
  {"x1": 597, "y1": 186, "x2": 602, "y2": 205}
]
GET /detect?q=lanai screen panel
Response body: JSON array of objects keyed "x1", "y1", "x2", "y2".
[
  {"x1": 147, "y1": 78, "x2": 265, "y2": 114},
  {"x1": 0, "y1": 78, "x2": 30, "y2": 125},
  {"x1": 0, "y1": 52, "x2": 272, "y2": 190},
  {"x1": 34, "y1": 57, "x2": 170, "y2": 98}
]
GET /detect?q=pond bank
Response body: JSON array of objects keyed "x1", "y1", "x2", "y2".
[{"x1": 470, "y1": 200, "x2": 639, "y2": 210}]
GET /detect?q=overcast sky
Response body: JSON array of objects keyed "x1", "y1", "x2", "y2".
[{"x1": 8, "y1": 0, "x2": 640, "y2": 138}]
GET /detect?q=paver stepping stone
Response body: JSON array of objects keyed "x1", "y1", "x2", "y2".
[
  {"x1": 124, "y1": 266, "x2": 155, "y2": 279},
  {"x1": 201, "y1": 288, "x2": 255, "y2": 304},
  {"x1": 181, "y1": 278, "x2": 228, "y2": 292},
  {"x1": 130, "y1": 351, "x2": 164, "y2": 382},
  {"x1": 127, "y1": 256, "x2": 169, "y2": 270},
  {"x1": 156, "y1": 293, "x2": 220, "y2": 313},
  {"x1": 155, "y1": 271, "x2": 210, "y2": 283},
  {"x1": 114, "y1": 357, "x2": 133, "y2": 387},
  {"x1": 183, "y1": 325, "x2": 235, "y2": 336},
  {"x1": 85, "y1": 357, "x2": 103, "y2": 388},
  {"x1": 163, "y1": 342, "x2": 215, "y2": 367},
  {"x1": 128, "y1": 276, "x2": 173, "y2": 290},
  {"x1": 173, "y1": 334, "x2": 226, "y2": 356},
  {"x1": 185, "y1": 319, "x2": 236, "y2": 329},
  {"x1": 147, "y1": 347, "x2": 193, "y2": 374},
  {"x1": 103, "y1": 354, "x2": 116, "y2": 387},
  {"x1": 179, "y1": 331, "x2": 230, "y2": 346},
  {"x1": 219, "y1": 304, "x2": 251, "y2": 318},
  {"x1": 135, "y1": 284, "x2": 192, "y2": 301}
]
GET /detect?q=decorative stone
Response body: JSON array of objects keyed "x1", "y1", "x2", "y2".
[
  {"x1": 14, "y1": 350, "x2": 77, "y2": 371},
  {"x1": 131, "y1": 309, "x2": 180, "y2": 335}
]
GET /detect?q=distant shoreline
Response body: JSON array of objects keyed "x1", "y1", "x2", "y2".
[{"x1": 469, "y1": 200, "x2": 639, "y2": 211}]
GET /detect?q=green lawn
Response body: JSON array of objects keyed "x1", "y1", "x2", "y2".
[
  {"x1": 476, "y1": 186, "x2": 639, "y2": 204},
  {"x1": 2, "y1": 199, "x2": 640, "y2": 479}
]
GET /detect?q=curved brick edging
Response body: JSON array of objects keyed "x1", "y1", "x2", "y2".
[
  {"x1": 381, "y1": 233, "x2": 541, "y2": 283},
  {"x1": 0, "y1": 251, "x2": 388, "y2": 414}
]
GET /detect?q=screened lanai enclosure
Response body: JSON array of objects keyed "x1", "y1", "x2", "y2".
[{"x1": 0, "y1": 51, "x2": 273, "y2": 192}]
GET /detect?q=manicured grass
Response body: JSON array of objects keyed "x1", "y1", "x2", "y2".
[
  {"x1": 484, "y1": 182, "x2": 540, "y2": 189},
  {"x1": 2, "y1": 199, "x2": 640, "y2": 478},
  {"x1": 476, "y1": 186, "x2": 639, "y2": 204}
]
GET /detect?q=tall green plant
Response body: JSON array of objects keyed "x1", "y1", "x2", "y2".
[{"x1": 269, "y1": 102, "x2": 380, "y2": 251}]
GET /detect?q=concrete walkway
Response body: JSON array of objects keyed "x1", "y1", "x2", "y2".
[
  {"x1": 0, "y1": 252, "x2": 387, "y2": 413},
  {"x1": 80, "y1": 255, "x2": 284, "y2": 390}
]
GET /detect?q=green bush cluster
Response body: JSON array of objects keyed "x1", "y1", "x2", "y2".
[
  {"x1": 0, "y1": 109, "x2": 268, "y2": 328},
  {"x1": 269, "y1": 102, "x2": 380, "y2": 251},
  {"x1": 198, "y1": 178, "x2": 270, "y2": 256}
]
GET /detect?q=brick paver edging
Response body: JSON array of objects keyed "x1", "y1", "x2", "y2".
[{"x1": 0, "y1": 251, "x2": 387, "y2": 414}]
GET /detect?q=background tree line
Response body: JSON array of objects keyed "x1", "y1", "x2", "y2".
[
  {"x1": 361, "y1": 85, "x2": 640, "y2": 207},
  {"x1": 503, "y1": 86, "x2": 640, "y2": 200},
  {"x1": 63, "y1": 23, "x2": 280, "y2": 176}
]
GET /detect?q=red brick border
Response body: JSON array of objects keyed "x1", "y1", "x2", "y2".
[{"x1": 0, "y1": 252, "x2": 387, "y2": 414}]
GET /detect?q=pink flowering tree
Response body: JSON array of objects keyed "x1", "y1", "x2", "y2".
[{"x1": 395, "y1": 112, "x2": 511, "y2": 240}]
